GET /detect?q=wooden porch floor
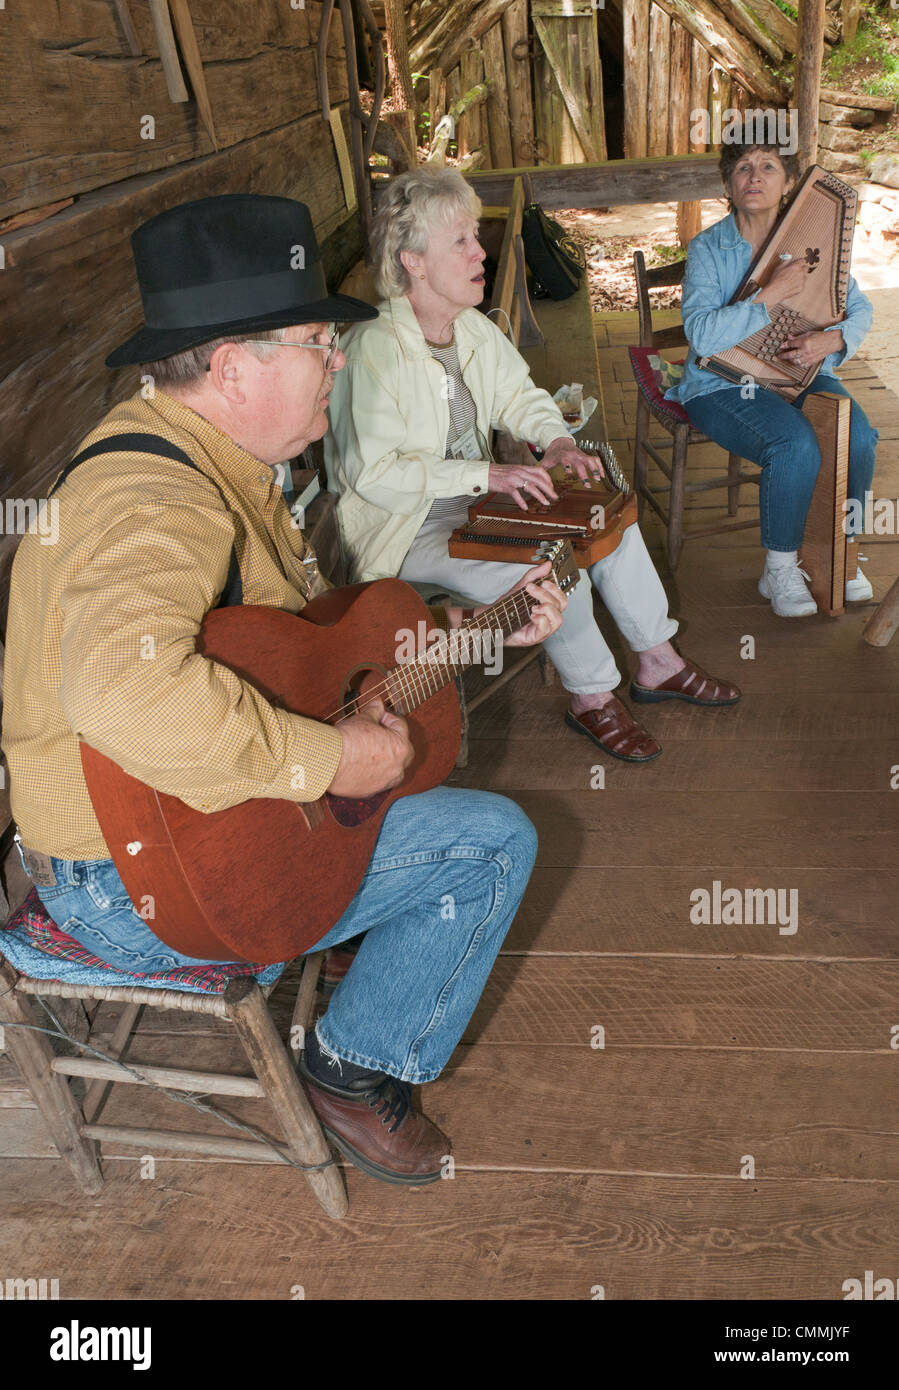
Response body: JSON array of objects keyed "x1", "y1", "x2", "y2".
[{"x1": 2, "y1": 310, "x2": 898, "y2": 1300}]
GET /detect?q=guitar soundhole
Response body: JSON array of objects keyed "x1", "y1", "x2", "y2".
[{"x1": 325, "y1": 789, "x2": 392, "y2": 827}]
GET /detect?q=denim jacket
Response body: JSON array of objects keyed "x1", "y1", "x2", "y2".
[{"x1": 665, "y1": 213, "x2": 873, "y2": 406}]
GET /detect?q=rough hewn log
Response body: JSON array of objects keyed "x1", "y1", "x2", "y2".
[
  {"x1": 651, "y1": 0, "x2": 787, "y2": 103},
  {"x1": 459, "y1": 51, "x2": 486, "y2": 159},
  {"x1": 623, "y1": 0, "x2": 651, "y2": 158},
  {"x1": 690, "y1": 39, "x2": 711, "y2": 150},
  {"x1": 1, "y1": 0, "x2": 346, "y2": 218},
  {"x1": 482, "y1": 23, "x2": 515, "y2": 169},
  {"x1": 741, "y1": 0, "x2": 798, "y2": 51},
  {"x1": 436, "y1": 0, "x2": 519, "y2": 75},
  {"x1": 709, "y1": 65, "x2": 730, "y2": 150},
  {"x1": 409, "y1": 0, "x2": 480, "y2": 70},
  {"x1": 384, "y1": 0, "x2": 416, "y2": 109},
  {"x1": 429, "y1": 66, "x2": 446, "y2": 134},
  {"x1": 841, "y1": 0, "x2": 861, "y2": 44},
  {"x1": 0, "y1": 109, "x2": 358, "y2": 503},
  {"x1": 647, "y1": 7, "x2": 671, "y2": 158},
  {"x1": 713, "y1": 0, "x2": 783, "y2": 62},
  {"x1": 796, "y1": 0, "x2": 826, "y2": 171},
  {"x1": 502, "y1": 0, "x2": 536, "y2": 165},
  {"x1": 669, "y1": 23, "x2": 693, "y2": 156}
]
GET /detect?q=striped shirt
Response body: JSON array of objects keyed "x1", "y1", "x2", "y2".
[{"x1": 426, "y1": 336, "x2": 490, "y2": 522}]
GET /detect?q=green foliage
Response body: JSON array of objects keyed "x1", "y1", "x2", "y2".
[
  {"x1": 772, "y1": 0, "x2": 797, "y2": 19},
  {"x1": 858, "y1": 148, "x2": 876, "y2": 166},
  {"x1": 650, "y1": 243, "x2": 682, "y2": 266},
  {"x1": 825, "y1": 8, "x2": 899, "y2": 100}
]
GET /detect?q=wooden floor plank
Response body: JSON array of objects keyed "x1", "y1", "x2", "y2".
[
  {"x1": 508, "y1": 866, "x2": 899, "y2": 957},
  {"x1": 464, "y1": 958, "x2": 898, "y2": 1050},
  {"x1": 1, "y1": 1161, "x2": 895, "y2": 1300}
]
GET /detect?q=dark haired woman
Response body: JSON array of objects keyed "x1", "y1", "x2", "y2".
[{"x1": 667, "y1": 142, "x2": 877, "y2": 617}]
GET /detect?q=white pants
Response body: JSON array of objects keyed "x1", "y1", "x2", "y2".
[{"x1": 398, "y1": 504, "x2": 678, "y2": 694}]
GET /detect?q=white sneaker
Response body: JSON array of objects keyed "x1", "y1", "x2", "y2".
[
  {"x1": 845, "y1": 565, "x2": 873, "y2": 602},
  {"x1": 758, "y1": 561, "x2": 817, "y2": 617}
]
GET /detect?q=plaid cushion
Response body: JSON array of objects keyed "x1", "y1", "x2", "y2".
[
  {"x1": 628, "y1": 346, "x2": 691, "y2": 425},
  {"x1": 1, "y1": 888, "x2": 284, "y2": 995}
]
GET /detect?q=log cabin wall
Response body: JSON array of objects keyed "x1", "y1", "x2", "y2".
[
  {"x1": 0, "y1": 0, "x2": 362, "y2": 607},
  {"x1": 397, "y1": 0, "x2": 845, "y2": 179}
]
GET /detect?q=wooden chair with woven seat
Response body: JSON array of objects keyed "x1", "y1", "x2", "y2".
[
  {"x1": 0, "y1": 891, "x2": 343, "y2": 1215},
  {"x1": 629, "y1": 250, "x2": 761, "y2": 570}
]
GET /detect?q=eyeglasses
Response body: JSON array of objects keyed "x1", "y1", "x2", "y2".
[{"x1": 253, "y1": 326, "x2": 341, "y2": 370}]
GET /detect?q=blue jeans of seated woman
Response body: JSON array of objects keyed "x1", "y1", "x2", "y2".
[
  {"x1": 29, "y1": 786, "x2": 537, "y2": 1084},
  {"x1": 685, "y1": 376, "x2": 878, "y2": 551}
]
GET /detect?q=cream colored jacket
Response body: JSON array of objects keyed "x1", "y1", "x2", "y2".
[{"x1": 324, "y1": 294, "x2": 569, "y2": 581}]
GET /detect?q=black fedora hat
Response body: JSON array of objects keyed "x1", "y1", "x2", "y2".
[{"x1": 106, "y1": 194, "x2": 377, "y2": 368}]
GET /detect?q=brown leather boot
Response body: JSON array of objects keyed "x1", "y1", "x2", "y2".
[{"x1": 298, "y1": 1059, "x2": 451, "y2": 1187}]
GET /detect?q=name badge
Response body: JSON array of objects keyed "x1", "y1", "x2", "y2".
[{"x1": 448, "y1": 426, "x2": 484, "y2": 461}]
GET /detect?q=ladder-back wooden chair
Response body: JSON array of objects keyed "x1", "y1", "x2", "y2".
[
  {"x1": 628, "y1": 250, "x2": 761, "y2": 569},
  {"x1": 0, "y1": 491, "x2": 348, "y2": 1216}
]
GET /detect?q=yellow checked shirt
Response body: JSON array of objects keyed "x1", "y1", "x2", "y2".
[{"x1": 2, "y1": 390, "x2": 346, "y2": 861}]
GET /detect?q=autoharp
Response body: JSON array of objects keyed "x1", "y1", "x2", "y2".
[
  {"x1": 448, "y1": 441, "x2": 638, "y2": 567},
  {"x1": 698, "y1": 166, "x2": 858, "y2": 401}
]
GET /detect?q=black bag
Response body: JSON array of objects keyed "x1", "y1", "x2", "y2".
[{"x1": 521, "y1": 203, "x2": 586, "y2": 300}]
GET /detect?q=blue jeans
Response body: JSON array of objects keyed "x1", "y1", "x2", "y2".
[
  {"x1": 685, "y1": 376, "x2": 878, "y2": 551},
  {"x1": 29, "y1": 787, "x2": 537, "y2": 1084}
]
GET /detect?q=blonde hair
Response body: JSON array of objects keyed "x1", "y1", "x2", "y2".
[{"x1": 370, "y1": 169, "x2": 482, "y2": 299}]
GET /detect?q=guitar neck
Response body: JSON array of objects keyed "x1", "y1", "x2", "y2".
[{"x1": 388, "y1": 588, "x2": 534, "y2": 715}]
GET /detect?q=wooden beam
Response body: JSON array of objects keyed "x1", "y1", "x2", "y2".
[
  {"x1": 502, "y1": 0, "x2": 535, "y2": 165},
  {"x1": 436, "y1": 0, "x2": 519, "y2": 75},
  {"x1": 409, "y1": 0, "x2": 479, "y2": 71},
  {"x1": 623, "y1": 0, "x2": 650, "y2": 158},
  {"x1": 713, "y1": 0, "x2": 784, "y2": 63},
  {"x1": 841, "y1": 0, "x2": 861, "y2": 44},
  {"x1": 651, "y1": 0, "x2": 787, "y2": 103},
  {"x1": 796, "y1": 0, "x2": 826, "y2": 171},
  {"x1": 466, "y1": 152, "x2": 725, "y2": 207}
]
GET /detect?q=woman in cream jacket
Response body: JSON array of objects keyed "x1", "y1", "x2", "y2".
[{"x1": 325, "y1": 169, "x2": 739, "y2": 763}]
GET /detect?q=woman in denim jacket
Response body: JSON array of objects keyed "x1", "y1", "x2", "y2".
[{"x1": 666, "y1": 141, "x2": 878, "y2": 617}]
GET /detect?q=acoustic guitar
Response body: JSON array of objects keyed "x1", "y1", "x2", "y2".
[{"x1": 80, "y1": 539, "x2": 579, "y2": 964}]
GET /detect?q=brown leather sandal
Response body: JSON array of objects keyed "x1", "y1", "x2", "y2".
[
  {"x1": 565, "y1": 698, "x2": 662, "y2": 762},
  {"x1": 629, "y1": 659, "x2": 740, "y2": 707}
]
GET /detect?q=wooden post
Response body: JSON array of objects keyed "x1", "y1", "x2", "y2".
[
  {"x1": 483, "y1": 22, "x2": 515, "y2": 168},
  {"x1": 796, "y1": 0, "x2": 826, "y2": 172},
  {"x1": 384, "y1": 0, "x2": 417, "y2": 110},
  {"x1": 502, "y1": 0, "x2": 535, "y2": 165},
  {"x1": 647, "y1": 6, "x2": 671, "y2": 158},
  {"x1": 623, "y1": 0, "x2": 650, "y2": 158}
]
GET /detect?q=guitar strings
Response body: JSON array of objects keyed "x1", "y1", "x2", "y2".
[{"x1": 318, "y1": 591, "x2": 534, "y2": 725}]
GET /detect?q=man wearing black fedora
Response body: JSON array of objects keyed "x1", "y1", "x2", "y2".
[{"x1": 2, "y1": 194, "x2": 566, "y2": 1188}]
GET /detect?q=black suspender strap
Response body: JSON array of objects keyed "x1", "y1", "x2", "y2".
[{"x1": 50, "y1": 431, "x2": 243, "y2": 608}]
